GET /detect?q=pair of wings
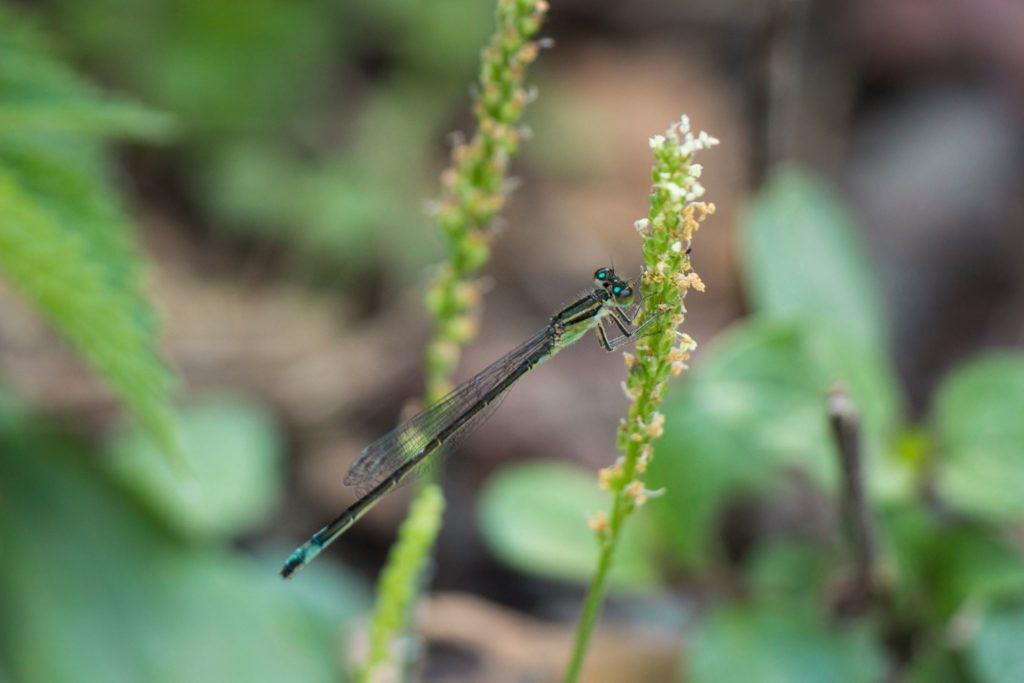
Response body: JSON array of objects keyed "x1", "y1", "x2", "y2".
[{"x1": 342, "y1": 326, "x2": 553, "y2": 497}]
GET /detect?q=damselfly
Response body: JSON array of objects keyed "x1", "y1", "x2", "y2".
[{"x1": 281, "y1": 267, "x2": 653, "y2": 578}]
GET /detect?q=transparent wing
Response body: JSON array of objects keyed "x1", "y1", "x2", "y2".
[
  {"x1": 395, "y1": 387, "x2": 511, "y2": 492},
  {"x1": 343, "y1": 326, "x2": 553, "y2": 496}
]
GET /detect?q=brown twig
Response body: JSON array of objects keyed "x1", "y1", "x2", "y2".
[{"x1": 827, "y1": 384, "x2": 879, "y2": 613}]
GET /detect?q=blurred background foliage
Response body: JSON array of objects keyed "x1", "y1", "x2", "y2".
[
  {"x1": 43, "y1": 0, "x2": 494, "y2": 278},
  {"x1": 2, "y1": 0, "x2": 1024, "y2": 681}
]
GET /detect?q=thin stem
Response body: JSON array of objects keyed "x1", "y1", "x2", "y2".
[
  {"x1": 828, "y1": 385, "x2": 879, "y2": 610},
  {"x1": 564, "y1": 521, "x2": 617, "y2": 681},
  {"x1": 423, "y1": 0, "x2": 550, "y2": 401},
  {"x1": 564, "y1": 472, "x2": 637, "y2": 681},
  {"x1": 358, "y1": 1, "x2": 548, "y2": 678},
  {"x1": 357, "y1": 484, "x2": 445, "y2": 682},
  {"x1": 566, "y1": 390, "x2": 656, "y2": 681},
  {"x1": 563, "y1": 116, "x2": 718, "y2": 682}
]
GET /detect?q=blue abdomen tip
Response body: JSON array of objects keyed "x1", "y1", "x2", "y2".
[{"x1": 280, "y1": 548, "x2": 306, "y2": 579}]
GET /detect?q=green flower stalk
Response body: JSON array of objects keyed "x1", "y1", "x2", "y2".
[
  {"x1": 424, "y1": 0, "x2": 549, "y2": 403},
  {"x1": 356, "y1": 484, "x2": 444, "y2": 683},
  {"x1": 358, "y1": 0, "x2": 548, "y2": 679},
  {"x1": 564, "y1": 116, "x2": 718, "y2": 683}
]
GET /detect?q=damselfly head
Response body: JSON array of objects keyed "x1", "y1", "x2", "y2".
[{"x1": 594, "y1": 266, "x2": 634, "y2": 305}]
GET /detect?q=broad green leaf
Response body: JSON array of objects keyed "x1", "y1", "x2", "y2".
[
  {"x1": 966, "y1": 603, "x2": 1024, "y2": 683},
  {"x1": 0, "y1": 385, "x2": 28, "y2": 431},
  {"x1": 879, "y1": 504, "x2": 1024, "y2": 621},
  {"x1": 646, "y1": 322, "x2": 824, "y2": 567},
  {"x1": 738, "y1": 166, "x2": 903, "y2": 453},
  {"x1": 903, "y1": 650, "x2": 971, "y2": 683},
  {"x1": 648, "y1": 320, "x2": 904, "y2": 567},
  {"x1": 646, "y1": 402, "x2": 754, "y2": 569},
  {"x1": 0, "y1": 424, "x2": 365, "y2": 683},
  {"x1": 685, "y1": 604, "x2": 885, "y2": 683},
  {"x1": 478, "y1": 461, "x2": 660, "y2": 589},
  {"x1": 933, "y1": 353, "x2": 1024, "y2": 521},
  {"x1": 691, "y1": 322, "x2": 835, "y2": 477},
  {"x1": 108, "y1": 395, "x2": 283, "y2": 540},
  {"x1": 739, "y1": 166, "x2": 887, "y2": 355},
  {"x1": 748, "y1": 542, "x2": 833, "y2": 605}
]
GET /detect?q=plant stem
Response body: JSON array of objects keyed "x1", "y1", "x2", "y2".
[
  {"x1": 564, "y1": 497, "x2": 623, "y2": 682},
  {"x1": 357, "y1": 484, "x2": 445, "y2": 682},
  {"x1": 563, "y1": 116, "x2": 718, "y2": 683},
  {"x1": 828, "y1": 385, "x2": 879, "y2": 611},
  {"x1": 358, "y1": 1, "x2": 548, "y2": 678}
]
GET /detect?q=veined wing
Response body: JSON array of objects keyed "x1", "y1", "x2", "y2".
[{"x1": 343, "y1": 325, "x2": 554, "y2": 496}]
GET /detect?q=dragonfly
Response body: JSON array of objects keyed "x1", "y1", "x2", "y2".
[{"x1": 281, "y1": 266, "x2": 654, "y2": 578}]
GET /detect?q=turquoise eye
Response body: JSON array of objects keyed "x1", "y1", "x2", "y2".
[{"x1": 613, "y1": 285, "x2": 622, "y2": 294}]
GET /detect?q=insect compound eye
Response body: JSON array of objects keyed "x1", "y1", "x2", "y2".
[
  {"x1": 612, "y1": 284, "x2": 632, "y2": 301},
  {"x1": 594, "y1": 267, "x2": 617, "y2": 288},
  {"x1": 606, "y1": 282, "x2": 630, "y2": 299}
]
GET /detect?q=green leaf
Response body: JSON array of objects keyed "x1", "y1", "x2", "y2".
[
  {"x1": 648, "y1": 320, "x2": 904, "y2": 568},
  {"x1": 107, "y1": 395, "x2": 283, "y2": 540},
  {"x1": 879, "y1": 504, "x2": 1024, "y2": 621},
  {"x1": 685, "y1": 603, "x2": 885, "y2": 683},
  {"x1": 478, "y1": 461, "x2": 660, "y2": 589},
  {"x1": 748, "y1": 542, "x2": 833, "y2": 606},
  {"x1": 902, "y1": 649, "x2": 971, "y2": 683},
  {"x1": 739, "y1": 166, "x2": 887, "y2": 355},
  {"x1": 966, "y1": 603, "x2": 1024, "y2": 683},
  {"x1": 45, "y1": 0, "x2": 335, "y2": 133},
  {"x1": 201, "y1": 84, "x2": 445, "y2": 272},
  {"x1": 361, "y1": 484, "x2": 446, "y2": 679},
  {"x1": 737, "y1": 166, "x2": 903, "y2": 460},
  {"x1": 690, "y1": 322, "x2": 836, "y2": 475},
  {"x1": 0, "y1": 9, "x2": 173, "y2": 140},
  {"x1": 0, "y1": 167, "x2": 178, "y2": 456},
  {"x1": 0, "y1": 9, "x2": 179, "y2": 459},
  {"x1": 647, "y1": 322, "x2": 821, "y2": 567},
  {"x1": 933, "y1": 353, "x2": 1024, "y2": 521},
  {"x1": 0, "y1": 423, "x2": 365, "y2": 683}
]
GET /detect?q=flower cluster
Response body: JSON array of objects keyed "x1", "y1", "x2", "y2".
[
  {"x1": 358, "y1": 485, "x2": 445, "y2": 681},
  {"x1": 590, "y1": 115, "x2": 717, "y2": 533},
  {"x1": 361, "y1": 3, "x2": 549, "y2": 679},
  {"x1": 423, "y1": 0, "x2": 549, "y2": 403}
]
